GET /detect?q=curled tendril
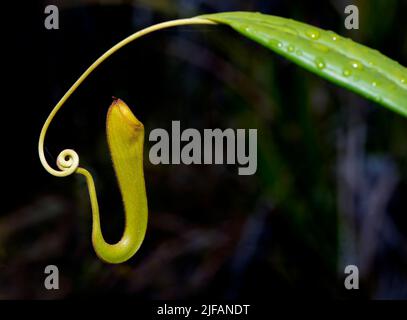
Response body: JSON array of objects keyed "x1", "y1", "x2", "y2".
[
  {"x1": 56, "y1": 149, "x2": 80, "y2": 175},
  {"x1": 38, "y1": 17, "x2": 216, "y2": 179},
  {"x1": 38, "y1": 17, "x2": 216, "y2": 263}
]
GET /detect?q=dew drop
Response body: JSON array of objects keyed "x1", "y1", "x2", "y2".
[
  {"x1": 306, "y1": 29, "x2": 320, "y2": 40},
  {"x1": 343, "y1": 69, "x2": 351, "y2": 77},
  {"x1": 296, "y1": 49, "x2": 303, "y2": 56},
  {"x1": 268, "y1": 39, "x2": 283, "y2": 49},
  {"x1": 374, "y1": 96, "x2": 383, "y2": 103},
  {"x1": 287, "y1": 45, "x2": 295, "y2": 52},
  {"x1": 328, "y1": 31, "x2": 338, "y2": 41},
  {"x1": 401, "y1": 78, "x2": 406, "y2": 84},
  {"x1": 350, "y1": 61, "x2": 363, "y2": 70},
  {"x1": 372, "y1": 81, "x2": 377, "y2": 87},
  {"x1": 315, "y1": 58, "x2": 326, "y2": 70}
]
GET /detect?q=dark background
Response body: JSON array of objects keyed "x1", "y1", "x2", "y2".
[{"x1": 1, "y1": 0, "x2": 407, "y2": 299}]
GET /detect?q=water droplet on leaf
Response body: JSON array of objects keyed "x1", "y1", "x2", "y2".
[
  {"x1": 327, "y1": 31, "x2": 338, "y2": 41},
  {"x1": 269, "y1": 39, "x2": 282, "y2": 49},
  {"x1": 350, "y1": 61, "x2": 363, "y2": 70},
  {"x1": 306, "y1": 29, "x2": 320, "y2": 40},
  {"x1": 315, "y1": 58, "x2": 326, "y2": 69},
  {"x1": 374, "y1": 95, "x2": 383, "y2": 103},
  {"x1": 343, "y1": 69, "x2": 351, "y2": 77}
]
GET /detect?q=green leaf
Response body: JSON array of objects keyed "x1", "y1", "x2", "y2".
[{"x1": 199, "y1": 12, "x2": 407, "y2": 117}]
